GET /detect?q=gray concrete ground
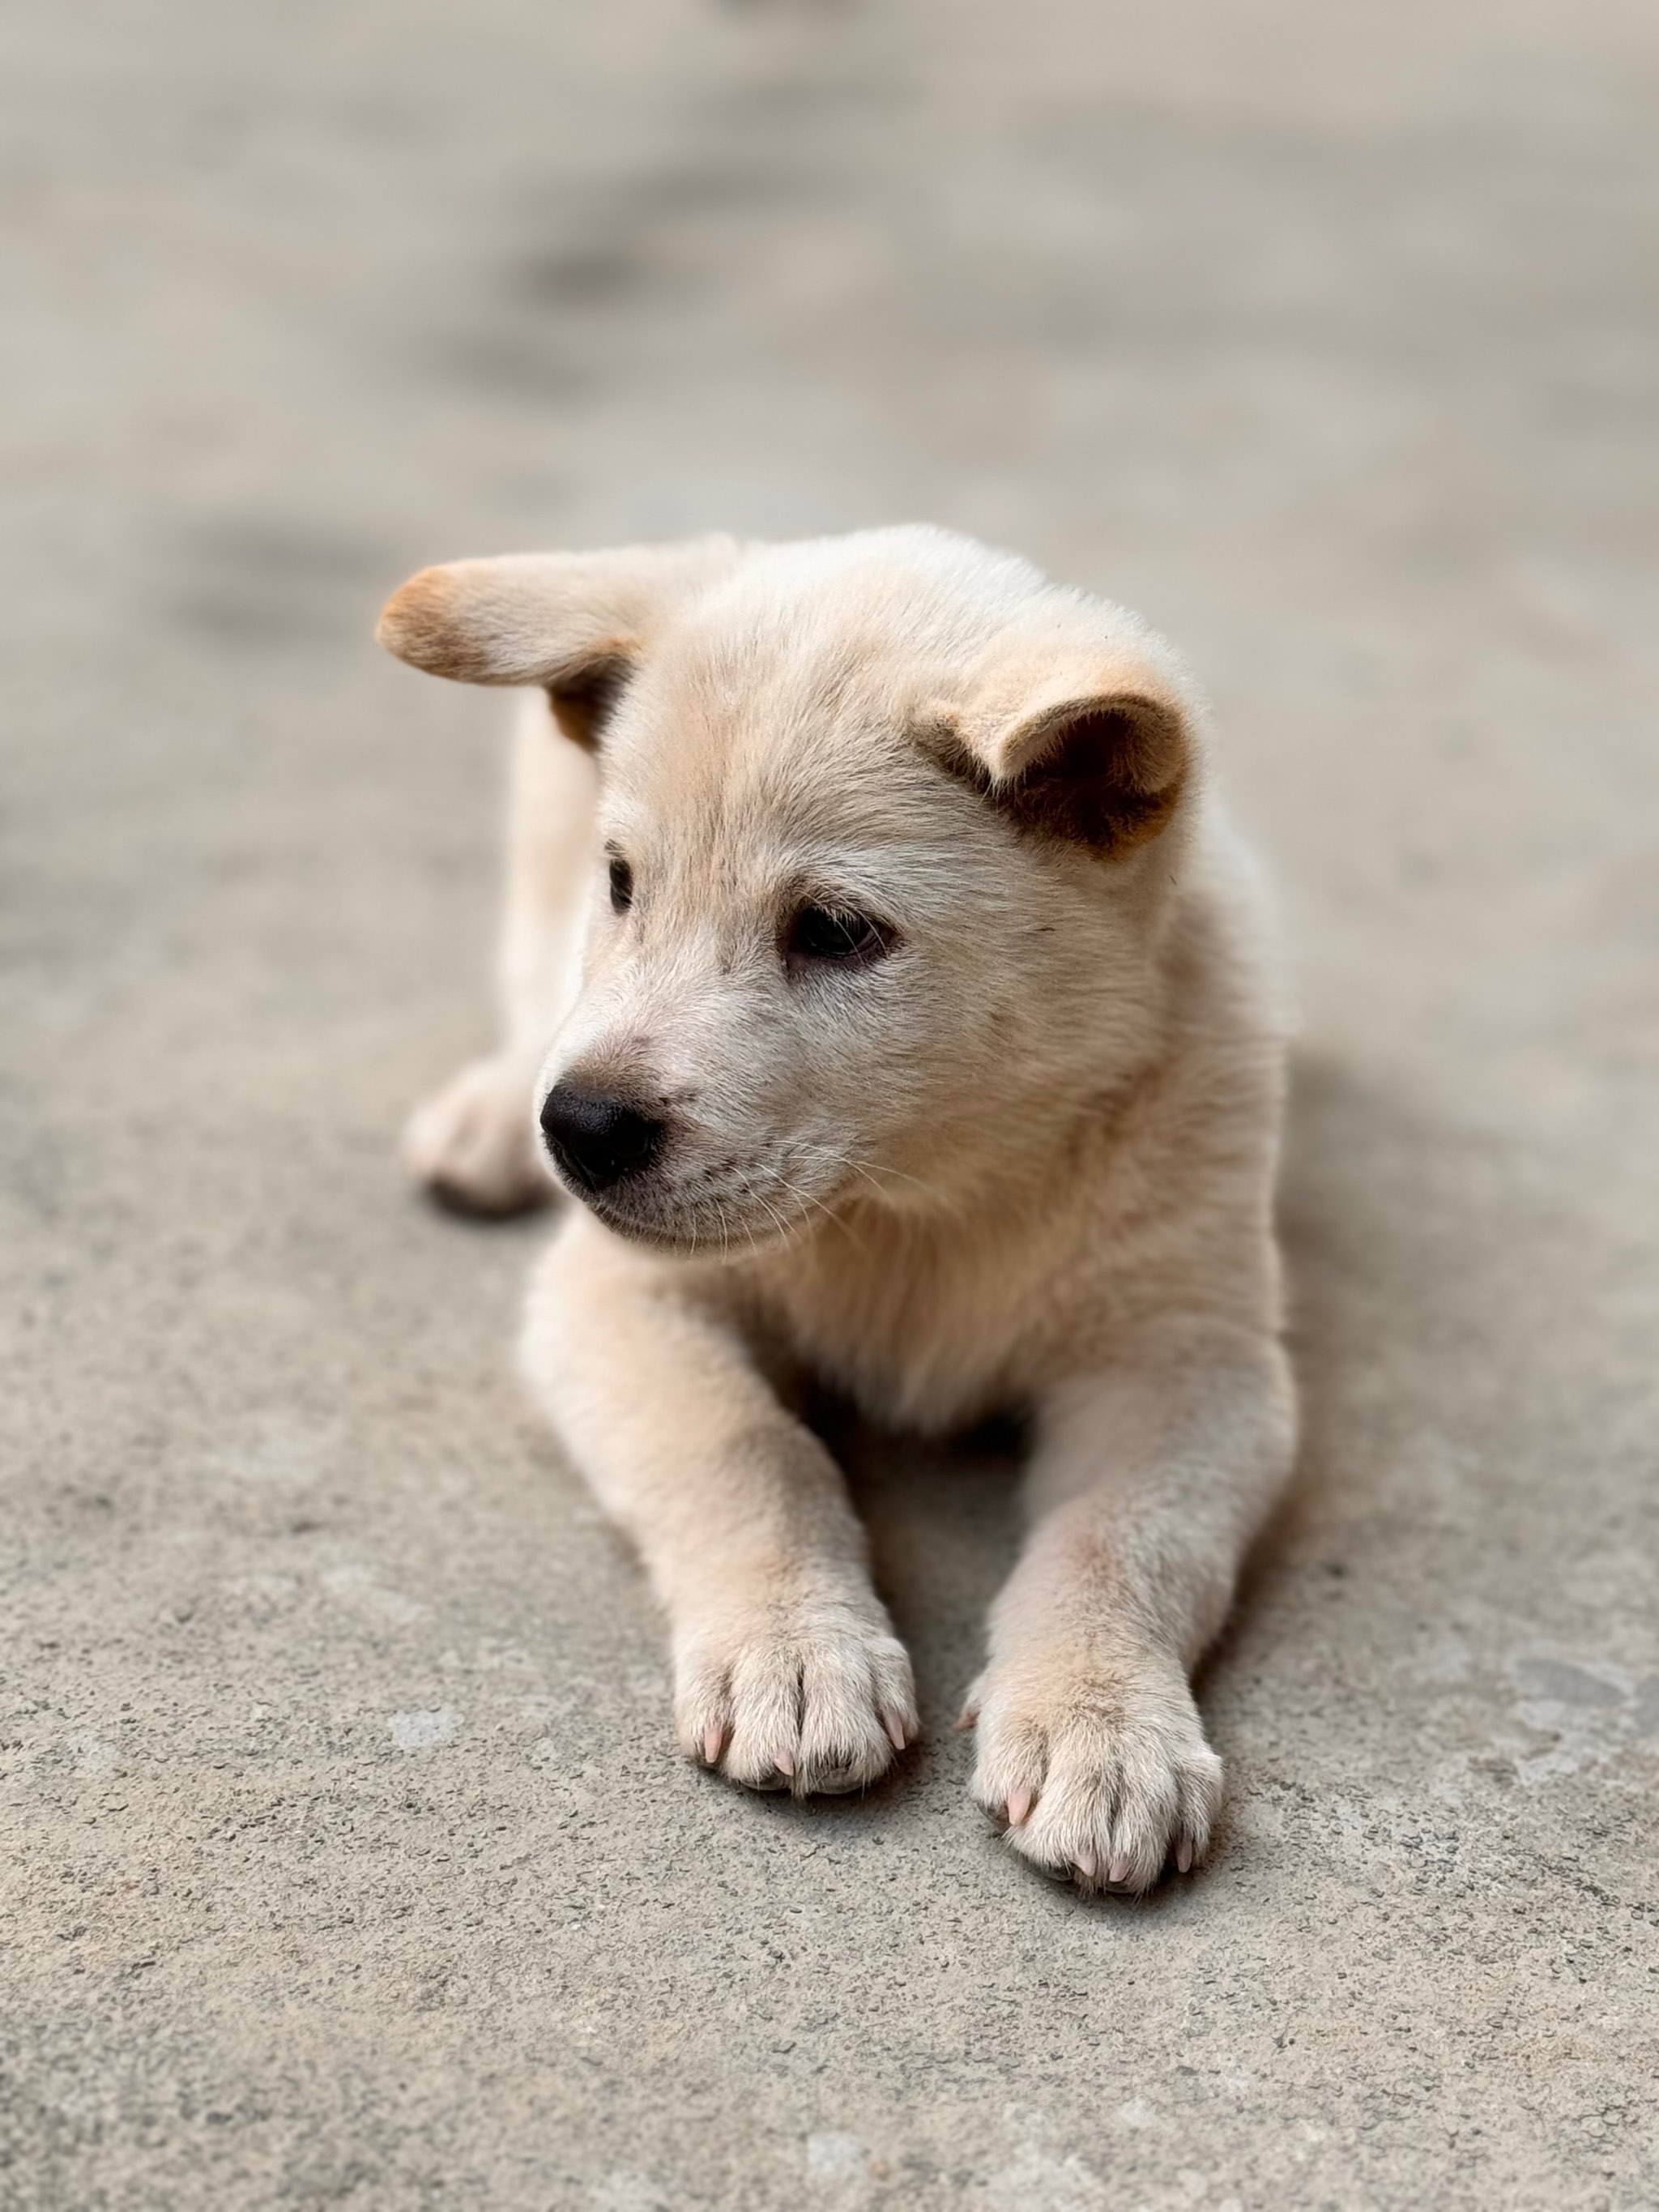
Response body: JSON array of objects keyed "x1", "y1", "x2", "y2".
[{"x1": 3, "y1": 2, "x2": 1657, "y2": 2206}]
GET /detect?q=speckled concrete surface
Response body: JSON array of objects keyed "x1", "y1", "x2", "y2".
[{"x1": 3, "y1": 3, "x2": 1657, "y2": 2206}]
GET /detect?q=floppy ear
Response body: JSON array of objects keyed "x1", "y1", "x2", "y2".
[
  {"x1": 932, "y1": 639, "x2": 1197, "y2": 859},
  {"x1": 375, "y1": 536, "x2": 740, "y2": 745}
]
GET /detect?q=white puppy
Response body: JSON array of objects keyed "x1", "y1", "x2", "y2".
[{"x1": 380, "y1": 527, "x2": 1294, "y2": 1894}]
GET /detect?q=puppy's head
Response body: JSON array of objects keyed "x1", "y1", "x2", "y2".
[{"x1": 379, "y1": 527, "x2": 1205, "y2": 1251}]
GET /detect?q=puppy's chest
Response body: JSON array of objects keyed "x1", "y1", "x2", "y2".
[{"x1": 760, "y1": 1217, "x2": 1065, "y2": 1433}]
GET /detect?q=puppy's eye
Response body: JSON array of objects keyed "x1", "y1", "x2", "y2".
[
  {"x1": 608, "y1": 855, "x2": 634, "y2": 912},
  {"x1": 785, "y1": 903, "x2": 895, "y2": 971}
]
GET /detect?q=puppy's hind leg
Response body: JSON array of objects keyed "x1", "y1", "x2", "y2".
[{"x1": 406, "y1": 694, "x2": 599, "y2": 1215}]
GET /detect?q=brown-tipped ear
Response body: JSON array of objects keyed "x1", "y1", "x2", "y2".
[
  {"x1": 374, "y1": 536, "x2": 741, "y2": 741},
  {"x1": 932, "y1": 645, "x2": 1196, "y2": 859}
]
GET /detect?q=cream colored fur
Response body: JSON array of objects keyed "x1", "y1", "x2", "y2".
[{"x1": 379, "y1": 526, "x2": 1295, "y2": 1894}]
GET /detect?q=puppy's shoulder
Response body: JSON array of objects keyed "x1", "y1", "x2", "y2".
[{"x1": 1050, "y1": 806, "x2": 1290, "y2": 1345}]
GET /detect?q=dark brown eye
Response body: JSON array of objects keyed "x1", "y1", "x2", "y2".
[
  {"x1": 608, "y1": 854, "x2": 633, "y2": 912},
  {"x1": 785, "y1": 903, "x2": 895, "y2": 971}
]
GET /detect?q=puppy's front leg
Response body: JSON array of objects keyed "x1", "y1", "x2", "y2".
[
  {"x1": 524, "y1": 1214, "x2": 918, "y2": 1795},
  {"x1": 969, "y1": 1321, "x2": 1294, "y2": 1891}
]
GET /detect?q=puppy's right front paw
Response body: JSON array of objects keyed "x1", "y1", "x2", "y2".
[
  {"x1": 404, "y1": 1056, "x2": 549, "y2": 1216},
  {"x1": 674, "y1": 1595, "x2": 918, "y2": 1798}
]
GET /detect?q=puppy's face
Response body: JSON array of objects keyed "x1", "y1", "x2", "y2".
[{"x1": 380, "y1": 528, "x2": 1202, "y2": 1250}]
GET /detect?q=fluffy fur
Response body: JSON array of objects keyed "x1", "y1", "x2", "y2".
[{"x1": 381, "y1": 526, "x2": 1295, "y2": 1894}]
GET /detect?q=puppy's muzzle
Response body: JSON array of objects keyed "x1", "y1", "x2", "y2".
[{"x1": 539, "y1": 1084, "x2": 664, "y2": 1195}]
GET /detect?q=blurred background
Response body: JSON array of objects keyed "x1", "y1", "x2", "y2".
[{"x1": 5, "y1": 2, "x2": 1657, "y2": 2207}]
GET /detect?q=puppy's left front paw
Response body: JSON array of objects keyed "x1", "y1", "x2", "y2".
[{"x1": 966, "y1": 1650, "x2": 1222, "y2": 1894}]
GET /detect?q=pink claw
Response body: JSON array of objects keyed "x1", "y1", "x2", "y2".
[
  {"x1": 702, "y1": 1725, "x2": 724, "y2": 1766},
  {"x1": 1108, "y1": 1853, "x2": 1131, "y2": 1886},
  {"x1": 1004, "y1": 1785, "x2": 1034, "y2": 1827},
  {"x1": 1074, "y1": 1847, "x2": 1098, "y2": 1880},
  {"x1": 774, "y1": 1746, "x2": 795, "y2": 1777},
  {"x1": 1176, "y1": 1839, "x2": 1194, "y2": 1874},
  {"x1": 953, "y1": 1706, "x2": 979, "y2": 1732},
  {"x1": 884, "y1": 1713, "x2": 909, "y2": 1753}
]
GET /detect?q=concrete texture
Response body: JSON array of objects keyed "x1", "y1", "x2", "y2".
[{"x1": 3, "y1": 2, "x2": 1657, "y2": 2205}]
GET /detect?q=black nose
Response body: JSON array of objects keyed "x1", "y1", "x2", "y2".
[{"x1": 538, "y1": 1084, "x2": 665, "y2": 1194}]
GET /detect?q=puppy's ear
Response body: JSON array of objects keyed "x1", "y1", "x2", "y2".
[
  {"x1": 375, "y1": 536, "x2": 740, "y2": 745},
  {"x1": 932, "y1": 639, "x2": 1197, "y2": 859}
]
